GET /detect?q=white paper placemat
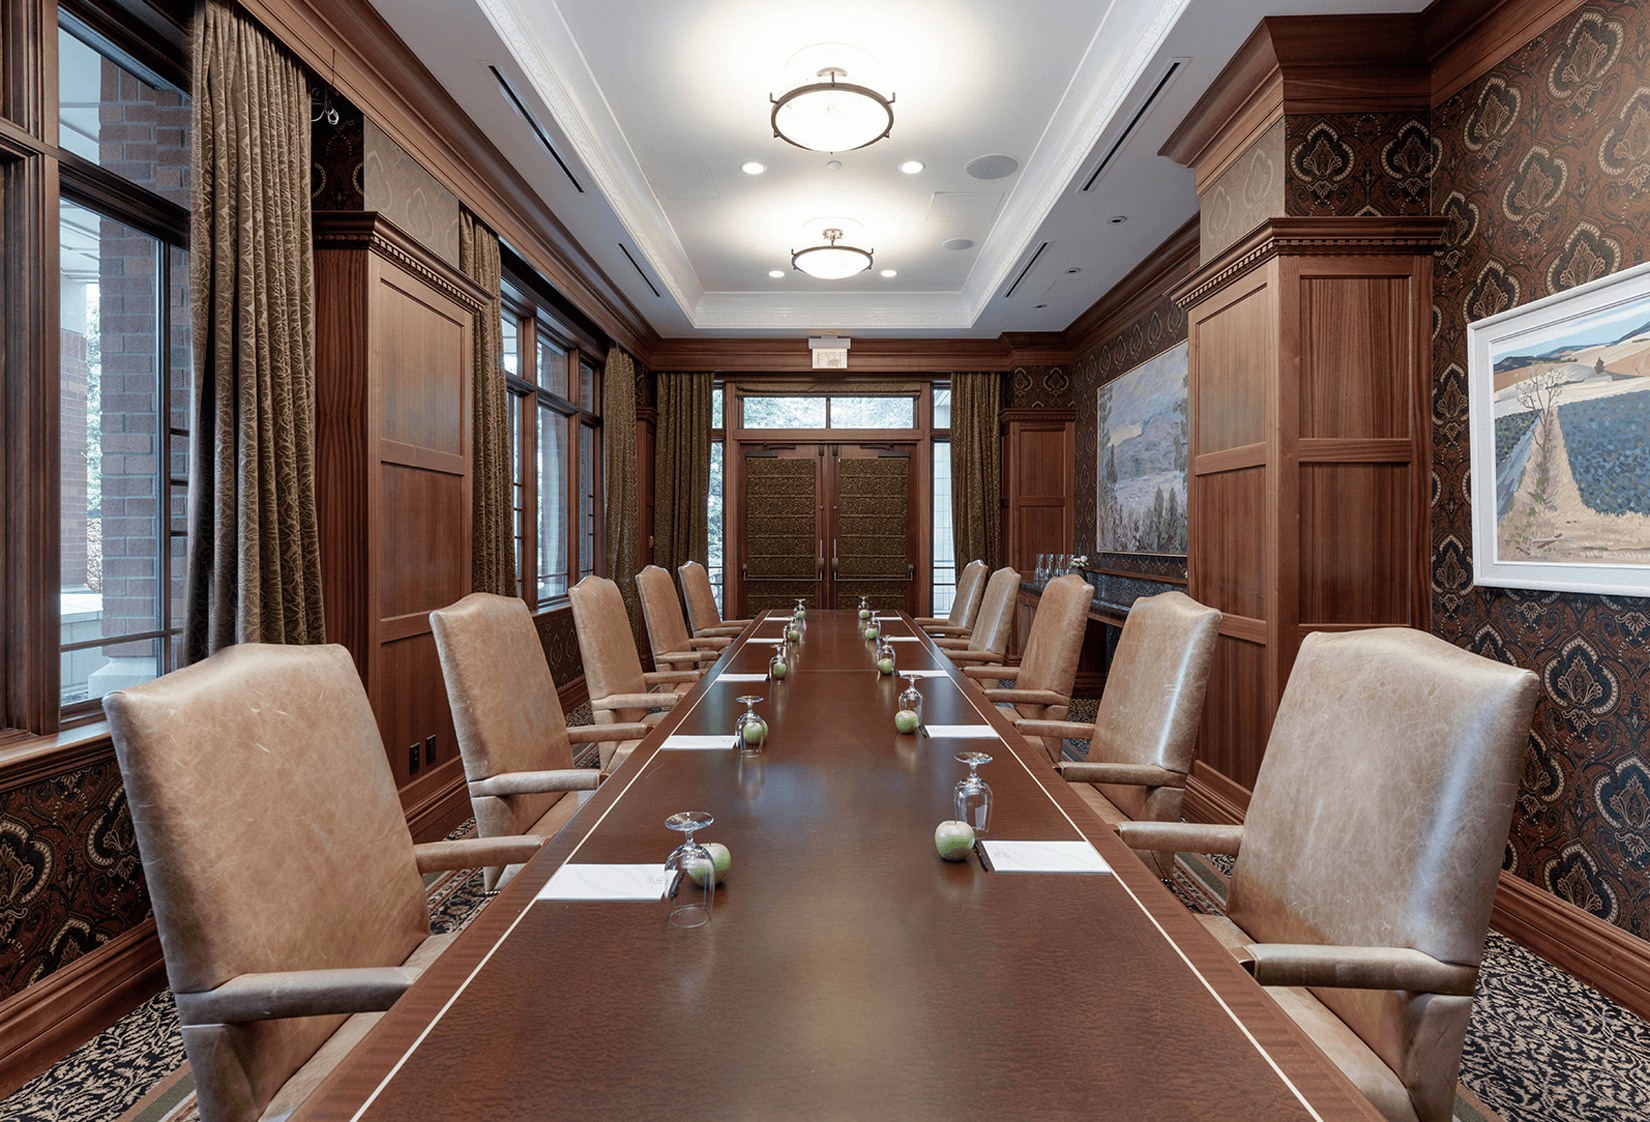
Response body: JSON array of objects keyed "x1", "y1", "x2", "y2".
[
  {"x1": 883, "y1": 635, "x2": 921, "y2": 642},
  {"x1": 924, "y1": 725, "x2": 1002, "y2": 739},
  {"x1": 981, "y1": 841, "x2": 1111, "y2": 874},
  {"x1": 660, "y1": 734, "x2": 736, "y2": 750},
  {"x1": 537, "y1": 864, "x2": 671, "y2": 900},
  {"x1": 895, "y1": 669, "x2": 948, "y2": 677},
  {"x1": 715, "y1": 673, "x2": 769, "y2": 682}
]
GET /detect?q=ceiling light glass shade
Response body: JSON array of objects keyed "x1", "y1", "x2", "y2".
[
  {"x1": 771, "y1": 68, "x2": 894, "y2": 153},
  {"x1": 792, "y1": 228, "x2": 873, "y2": 279}
]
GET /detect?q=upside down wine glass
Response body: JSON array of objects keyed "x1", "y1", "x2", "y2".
[
  {"x1": 896, "y1": 673, "x2": 923, "y2": 735},
  {"x1": 663, "y1": 811, "x2": 716, "y2": 928},
  {"x1": 954, "y1": 752, "x2": 994, "y2": 834},
  {"x1": 768, "y1": 641, "x2": 790, "y2": 683},
  {"x1": 734, "y1": 695, "x2": 767, "y2": 755}
]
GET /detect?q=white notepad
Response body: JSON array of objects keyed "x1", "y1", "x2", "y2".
[
  {"x1": 537, "y1": 864, "x2": 671, "y2": 900},
  {"x1": 660, "y1": 734, "x2": 736, "y2": 750},
  {"x1": 882, "y1": 635, "x2": 921, "y2": 642},
  {"x1": 895, "y1": 669, "x2": 948, "y2": 677},
  {"x1": 924, "y1": 725, "x2": 1002, "y2": 739},
  {"x1": 981, "y1": 840, "x2": 1111, "y2": 874},
  {"x1": 715, "y1": 673, "x2": 769, "y2": 682}
]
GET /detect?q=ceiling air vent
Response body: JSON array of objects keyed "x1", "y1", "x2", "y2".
[
  {"x1": 1002, "y1": 241, "x2": 1051, "y2": 299},
  {"x1": 489, "y1": 65, "x2": 585, "y2": 194},
  {"x1": 617, "y1": 243, "x2": 662, "y2": 297},
  {"x1": 1080, "y1": 57, "x2": 1187, "y2": 193}
]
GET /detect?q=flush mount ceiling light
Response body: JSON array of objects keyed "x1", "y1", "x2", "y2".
[
  {"x1": 771, "y1": 67, "x2": 894, "y2": 153},
  {"x1": 792, "y1": 227, "x2": 873, "y2": 280}
]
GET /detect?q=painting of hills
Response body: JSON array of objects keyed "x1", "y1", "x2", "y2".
[
  {"x1": 1097, "y1": 342, "x2": 1187, "y2": 555},
  {"x1": 1491, "y1": 301, "x2": 1650, "y2": 567}
]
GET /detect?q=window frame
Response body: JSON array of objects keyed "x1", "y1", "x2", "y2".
[{"x1": 500, "y1": 275, "x2": 604, "y2": 612}]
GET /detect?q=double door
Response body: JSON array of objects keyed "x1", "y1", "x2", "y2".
[{"x1": 737, "y1": 443, "x2": 918, "y2": 615}]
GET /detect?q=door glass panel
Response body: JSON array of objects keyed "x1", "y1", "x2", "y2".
[
  {"x1": 578, "y1": 423, "x2": 595, "y2": 580},
  {"x1": 933, "y1": 441, "x2": 954, "y2": 614}
]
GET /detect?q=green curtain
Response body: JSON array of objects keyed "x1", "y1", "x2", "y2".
[
  {"x1": 603, "y1": 348, "x2": 641, "y2": 643},
  {"x1": 653, "y1": 372, "x2": 712, "y2": 579},
  {"x1": 183, "y1": 0, "x2": 324, "y2": 661},
  {"x1": 460, "y1": 210, "x2": 513, "y2": 597},
  {"x1": 950, "y1": 371, "x2": 1002, "y2": 572}
]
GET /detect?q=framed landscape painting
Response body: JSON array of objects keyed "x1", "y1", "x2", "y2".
[
  {"x1": 1096, "y1": 341, "x2": 1188, "y2": 557},
  {"x1": 1467, "y1": 258, "x2": 1650, "y2": 595}
]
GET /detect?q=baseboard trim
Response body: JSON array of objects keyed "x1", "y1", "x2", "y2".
[
  {"x1": 404, "y1": 770, "x2": 471, "y2": 844},
  {"x1": 0, "y1": 917, "x2": 167, "y2": 1099},
  {"x1": 1490, "y1": 867, "x2": 1650, "y2": 1023},
  {"x1": 1181, "y1": 763, "x2": 1650, "y2": 1022}
]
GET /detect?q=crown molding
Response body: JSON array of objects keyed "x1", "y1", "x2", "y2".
[{"x1": 1425, "y1": 0, "x2": 1592, "y2": 107}]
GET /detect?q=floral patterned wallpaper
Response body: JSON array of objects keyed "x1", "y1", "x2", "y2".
[{"x1": 1429, "y1": 2, "x2": 1650, "y2": 938}]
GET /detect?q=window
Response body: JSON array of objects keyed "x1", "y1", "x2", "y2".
[
  {"x1": 739, "y1": 393, "x2": 917, "y2": 429},
  {"x1": 932, "y1": 384, "x2": 953, "y2": 614},
  {"x1": 708, "y1": 386, "x2": 725, "y2": 612},
  {"x1": 501, "y1": 279, "x2": 602, "y2": 609},
  {"x1": 54, "y1": 15, "x2": 192, "y2": 719}
]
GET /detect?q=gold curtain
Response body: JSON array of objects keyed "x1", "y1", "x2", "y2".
[
  {"x1": 183, "y1": 0, "x2": 324, "y2": 661},
  {"x1": 653, "y1": 372, "x2": 712, "y2": 579},
  {"x1": 603, "y1": 348, "x2": 641, "y2": 642},
  {"x1": 460, "y1": 210, "x2": 513, "y2": 597},
  {"x1": 950, "y1": 371, "x2": 1002, "y2": 571}
]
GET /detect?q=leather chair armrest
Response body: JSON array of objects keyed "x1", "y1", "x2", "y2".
[
  {"x1": 567, "y1": 722, "x2": 652, "y2": 743},
  {"x1": 696, "y1": 625, "x2": 747, "y2": 638},
  {"x1": 640, "y1": 671, "x2": 700, "y2": 686},
  {"x1": 468, "y1": 769, "x2": 600, "y2": 798},
  {"x1": 174, "y1": 966, "x2": 420, "y2": 1025},
  {"x1": 1240, "y1": 944, "x2": 1479, "y2": 996},
  {"x1": 656, "y1": 650, "x2": 720, "y2": 665},
  {"x1": 979, "y1": 688, "x2": 1068, "y2": 706},
  {"x1": 922, "y1": 623, "x2": 971, "y2": 635},
  {"x1": 1116, "y1": 821, "x2": 1243, "y2": 855},
  {"x1": 1015, "y1": 719, "x2": 1095, "y2": 741},
  {"x1": 688, "y1": 637, "x2": 732, "y2": 649},
  {"x1": 961, "y1": 665, "x2": 1019, "y2": 681},
  {"x1": 1057, "y1": 761, "x2": 1186, "y2": 788},
  {"x1": 946, "y1": 649, "x2": 1006, "y2": 665},
  {"x1": 931, "y1": 637, "x2": 969, "y2": 649},
  {"x1": 594, "y1": 689, "x2": 683, "y2": 709},
  {"x1": 413, "y1": 835, "x2": 544, "y2": 873}
]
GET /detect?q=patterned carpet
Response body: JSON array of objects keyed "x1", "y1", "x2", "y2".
[{"x1": 6, "y1": 740, "x2": 1650, "y2": 1122}]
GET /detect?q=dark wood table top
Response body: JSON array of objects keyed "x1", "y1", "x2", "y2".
[{"x1": 294, "y1": 611, "x2": 1383, "y2": 1121}]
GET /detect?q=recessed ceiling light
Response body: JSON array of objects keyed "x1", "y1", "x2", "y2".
[
  {"x1": 899, "y1": 160, "x2": 924, "y2": 174},
  {"x1": 768, "y1": 269, "x2": 785, "y2": 278},
  {"x1": 942, "y1": 238, "x2": 974, "y2": 251},
  {"x1": 1108, "y1": 215, "x2": 1128, "y2": 224},
  {"x1": 742, "y1": 161, "x2": 765, "y2": 175},
  {"x1": 880, "y1": 269, "x2": 897, "y2": 277}
]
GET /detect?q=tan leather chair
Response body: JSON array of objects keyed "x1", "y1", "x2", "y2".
[
  {"x1": 679, "y1": 560, "x2": 752, "y2": 638},
  {"x1": 103, "y1": 643, "x2": 543, "y2": 1122},
  {"x1": 960, "y1": 573, "x2": 1091, "y2": 756},
  {"x1": 431, "y1": 593, "x2": 651, "y2": 891},
  {"x1": 637, "y1": 564, "x2": 729, "y2": 676},
  {"x1": 912, "y1": 559, "x2": 987, "y2": 637},
  {"x1": 1020, "y1": 591, "x2": 1221, "y2": 877},
  {"x1": 570, "y1": 574, "x2": 699, "y2": 770},
  {"x1": 1120, "y1": 628, "x2": 1538, "y2": 1122},
  {"x1": 937, "y1": 566, "x2": 1020, "y2": 668}
]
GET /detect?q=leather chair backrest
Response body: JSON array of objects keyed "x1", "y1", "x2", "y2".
[
  {"x1": 1014, "y1": 573, "x2": 1092, "y2": 702},
  {"x1": 970, "y1": 567, "x2": 1021, "y2": 657},
  {"x1": 678, "y1": 560, "x2": 725, "y2": 633},
  {"x1": 569, "y1": 574, "x2": 651, "y2": 725},
  {"x1": 1091, "y1": 591, "x2": 1221, "y2": 818},
  {"x1": 637, "y1": 564, "x2": 693, "y2": 665},
  {"x1": 949, "y1": 559, "x2": 988, "y2": 629},
  {"x1": 103, "y1": 643, "x2": 430, "y2": 1119},
  {"x1": 431, "y1": 592, "x2": 573, "y2": 837},
  {"x1": 1227, "y1": 628, "x2": 1537, "y2": 1114}
]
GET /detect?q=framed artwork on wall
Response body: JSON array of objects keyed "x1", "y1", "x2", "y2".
[
  {"x1": 1096, "y1": 341, "x2": 1188, "y2": 558},
  {"x1": 1468, "y1": 258, "x2": 1650, "y2": 595}
]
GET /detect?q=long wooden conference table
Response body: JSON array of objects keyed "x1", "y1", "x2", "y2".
[{"x1": 293, "y1": 610, "x2": 1384, "y2": 1121}]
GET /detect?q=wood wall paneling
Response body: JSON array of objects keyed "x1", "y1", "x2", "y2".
[
  {"x1": 1193, "y1": 275, "x2": 1274, "y2": 455},
  {"x1": 1001, "y1": 410, "x2": 1075, "y2": 576},
  {"x1": 1193, "y1": 468, "x2": 1268, "y2": 622},
  {"x1": 1299, "y1": 275, "x2": 1411, "y2": 440},
  {"x1": 1298, "y1": 463, "x2": 1413, "y2": 627},
  {"x1": 1200, "y1": 634, "x2": 1270, "y2": 790}
]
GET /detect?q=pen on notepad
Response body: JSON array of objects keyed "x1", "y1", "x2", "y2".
[{"x1": 974, "y1": 840, "x2": 993, "y2": 872}]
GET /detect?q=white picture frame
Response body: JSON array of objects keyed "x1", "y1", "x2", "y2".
[{"x1": 1467, "y1": 258, "x2": 1650, "y2": 595}]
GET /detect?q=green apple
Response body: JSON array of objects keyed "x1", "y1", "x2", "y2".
[
  {"x1": 770, "y1": 660, "x2": 788, "y2": 680},
  {"x1": 859, "y1": 608, "x2": 872, "y2": 620},
  {"x1": 864, "y1": 625, "x2": 880, "y2": 641},
  {"x1": 876, "y1": 657, "x2": 895, "y2": 675},
  {"x1": 895, "y1": 708, "x2": 920, "y2": 734},
  {"x1": 741, "y1": 719, "x2": 767, "y2": 745},
  {"x1": 687, "y1": 842, "x2": 731, "y2": 886},
  {"x1": 787, "y1": 627, "x2": 801, "y2": 641},
  {"x1": 934, "y1": 821, "x2": 974, "y2": 862}
]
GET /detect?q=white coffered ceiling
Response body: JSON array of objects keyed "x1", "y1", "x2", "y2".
[{"x1": 367, "y1": 0, "x2": 1431, "y2": 339}]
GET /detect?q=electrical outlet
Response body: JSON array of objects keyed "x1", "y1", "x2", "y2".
[
  {"x1": 408, "y1": 743, "x2": 420, "y2": 774},
  {"x1": 424, "y1": 735, "x2": 436, "y2": 765}
]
